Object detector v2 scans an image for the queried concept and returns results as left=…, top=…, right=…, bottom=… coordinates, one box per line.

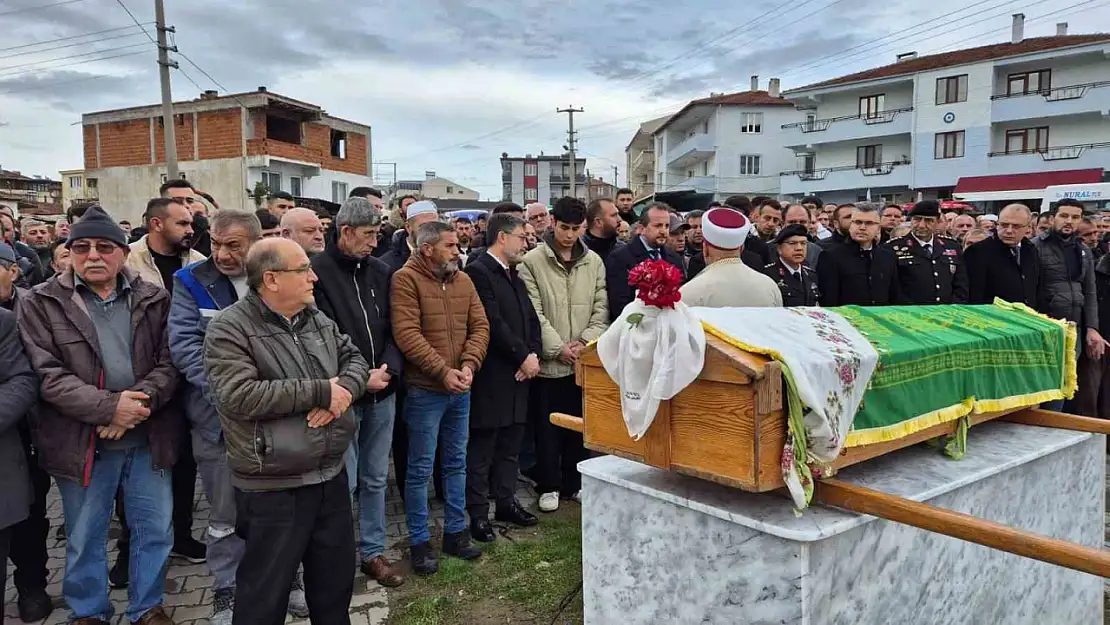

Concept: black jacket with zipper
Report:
left=312, top=241, right=403, bottom=403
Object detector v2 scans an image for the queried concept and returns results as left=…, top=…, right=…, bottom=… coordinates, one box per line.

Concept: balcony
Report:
left=666, top=133, right=715, bottom=168
left=780, top=160, right=912, bottom=195
left=630, top=149, right=654, bottom=174
left=984, top=141, right=1110, bottom=175
left=549, top=173, right=586, bottom=183
left=781, top=107, right=913, bottom=148
left=991, top=81, right=1110, bottom=123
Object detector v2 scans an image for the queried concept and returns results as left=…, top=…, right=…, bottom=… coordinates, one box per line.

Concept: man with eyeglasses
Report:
left=884, top=200, right=967, bottom=305
left=964, top=203, right=1039, bottom=308
left=18, top=206, right=182, bottom=625
left=168, top=211, right=309, bottom=623
left=204, top=237, right=369, bottom=625
left=817, top=203, right=899, bottom=307
left=280, top=207, right=326, bottom=256
left=310, top=197, right=406, bottom=589
left=525, top=202, right=552, bottom=236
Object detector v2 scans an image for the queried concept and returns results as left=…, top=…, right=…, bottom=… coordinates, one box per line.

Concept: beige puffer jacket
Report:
left=518, top=233, right=609, bottom=379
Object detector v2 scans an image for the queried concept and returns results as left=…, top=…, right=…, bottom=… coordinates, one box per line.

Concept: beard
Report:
left=172, top=235, right=195, bottom=253
left=434, top=259, right=459, bottom=280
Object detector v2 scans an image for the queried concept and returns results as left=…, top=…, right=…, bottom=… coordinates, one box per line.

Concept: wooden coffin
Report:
left=572, top=334, right=1027, bottom=493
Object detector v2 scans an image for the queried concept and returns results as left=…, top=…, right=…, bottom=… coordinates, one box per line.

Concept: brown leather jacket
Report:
left=390, top=255, right=489, bottom=393
left=17, top=269, right=181, bottom=484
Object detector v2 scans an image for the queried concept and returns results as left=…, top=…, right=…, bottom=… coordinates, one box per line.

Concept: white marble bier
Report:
left=579, top=422, right=1104, bottom=625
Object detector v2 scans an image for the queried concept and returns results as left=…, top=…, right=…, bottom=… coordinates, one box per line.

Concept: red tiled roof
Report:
left=656, top=90, right=794, bottom=133
left=953, top=168, right=1103, bottom=193
left=790, top=34, right=1110, bottom=92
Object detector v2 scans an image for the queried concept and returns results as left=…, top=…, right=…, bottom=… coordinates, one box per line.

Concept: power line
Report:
left=0, top=42, right=150, bottom=74
left=175, top=65, right=205, bottom=93
left=0, top=23, right=152, bottom=54
left=0, top=0, right=89, bottom=18
left=173, top=50, right=252, bottom=109
left=113, top=0, right=156, bottom=44
left=0, top=49, right=149, bottom=80
left=0, top=30, right=149, bottom=60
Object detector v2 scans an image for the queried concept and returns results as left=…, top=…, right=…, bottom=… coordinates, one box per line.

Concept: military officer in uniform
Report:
left=885, top=200, right=968, bottom=305
left=764, top=224, right=820, bottom=306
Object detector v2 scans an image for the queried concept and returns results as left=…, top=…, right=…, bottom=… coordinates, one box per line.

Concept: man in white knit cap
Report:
left=680, top=207, right=782, bottom=308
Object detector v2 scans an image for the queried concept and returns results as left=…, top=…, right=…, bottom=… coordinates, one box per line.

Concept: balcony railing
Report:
left=990, top=80, right=1110, bottom=102
left=549, top=173, right=586, bottom=183
left=781, top=107, right=914, bottom=131
left=781, top=160, right=911, bottom=179
left=987, top=141, right=1110, bottom=161
left=630, top=149, right=654, bottom=172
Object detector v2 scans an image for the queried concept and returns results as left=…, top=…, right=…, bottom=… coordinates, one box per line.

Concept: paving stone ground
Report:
left=4, top=473, right=538, bottom=625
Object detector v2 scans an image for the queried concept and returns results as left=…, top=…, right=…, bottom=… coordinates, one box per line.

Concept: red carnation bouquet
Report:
left=628, top=258, right=683, bottom=310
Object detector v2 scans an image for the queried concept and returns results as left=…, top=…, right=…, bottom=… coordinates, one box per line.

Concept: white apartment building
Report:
left=625, top=115, right=671, bottom=199
left=500, top=152, right=586, bottom=206
left=779, top=15, right=1110, bottom=208
left=652, top=77, right=802, bottom=200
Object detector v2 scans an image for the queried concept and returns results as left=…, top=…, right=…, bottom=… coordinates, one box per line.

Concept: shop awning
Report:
left=953, top=169, right=1103, bottom=202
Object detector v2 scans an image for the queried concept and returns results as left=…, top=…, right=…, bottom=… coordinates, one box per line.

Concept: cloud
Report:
left=0, top=0, right=1107, bottom=198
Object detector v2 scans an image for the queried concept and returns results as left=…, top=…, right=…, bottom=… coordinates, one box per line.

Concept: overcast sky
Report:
left=1, top=0, right=1107, bottom=199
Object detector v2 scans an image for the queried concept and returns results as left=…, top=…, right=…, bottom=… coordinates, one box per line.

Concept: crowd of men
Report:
left=0, top=178, right=1106, bottom=625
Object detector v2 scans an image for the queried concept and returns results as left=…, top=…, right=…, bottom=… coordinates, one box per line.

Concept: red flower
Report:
left=838, top=363, right=855, bottom=384
left=628, top=259, right=683, bottom=309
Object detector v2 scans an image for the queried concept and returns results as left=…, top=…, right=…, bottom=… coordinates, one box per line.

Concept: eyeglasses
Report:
left=70, top=241, right=120, bottom=256
left=268, top=263, right=314, bottom=275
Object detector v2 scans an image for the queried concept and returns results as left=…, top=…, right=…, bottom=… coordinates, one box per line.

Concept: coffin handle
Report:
left=550, top=412, right=584, bottom=433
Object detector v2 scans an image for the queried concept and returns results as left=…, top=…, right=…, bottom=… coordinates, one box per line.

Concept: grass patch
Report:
left=388, top=505, right=583, bottom=625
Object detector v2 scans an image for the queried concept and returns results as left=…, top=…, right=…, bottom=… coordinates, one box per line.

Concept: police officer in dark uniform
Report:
left=764, top=224, right=820, bottom=306
left=885, top=200, right=968, bottom=305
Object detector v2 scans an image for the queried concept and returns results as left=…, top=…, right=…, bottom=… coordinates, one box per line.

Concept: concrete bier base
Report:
left=579, top=422, right=1105, bottom=625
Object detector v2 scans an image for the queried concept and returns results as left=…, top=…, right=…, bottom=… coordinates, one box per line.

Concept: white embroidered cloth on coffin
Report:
left=693, top=307, right=879, bottom=508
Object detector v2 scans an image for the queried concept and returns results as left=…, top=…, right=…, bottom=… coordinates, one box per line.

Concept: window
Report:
left=524, top=163, right=537, bottom=176
left=700, top=161, right=709, bottom=176
left=739, top=154, right=762, bottom=175
left=159, top=172, right=188, bottom=183
left=856, top=145, right=882, bottom=168
left=261, top=171, right=281, bottom=192
left=804, top=112, right=817, bottom=131
left=686, top=169, right=696, bottom=179
left=331, top=181, right=348, bottom=203
left=1005, top=127, right=1050, bottom=154
left=266, top=114, right=302, bottom=144
left=1007, top=69, right=1052, bottom=96
left=741, top=113, right=762, bottom=134
left=329, top=129, right=347, bottom=159
left=502, top=183, right=512, bottom=200
left=69, top=176, right=82, bottom=189
left=524, top=187, right=537, bottom=201
left=803, top=154, right=816, bottom=174
left=934, top=131, right=965, bottom=159
left=87, top=178, right=97, bottom=188
left=289, top=176, right=302, bottom=197
left=702, top=120, right=709, bottom=134
left=859, top=94, right=885, bottom=118
left=935, top=74, right=968, bottom=105
left=446, top=186, right=454, bottom=194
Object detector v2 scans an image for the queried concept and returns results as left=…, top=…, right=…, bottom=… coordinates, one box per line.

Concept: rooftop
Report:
left=82, top=87, right=370, bottom=130
left=655, top=89, right=794, bottom=133
left=788, top=33, right=1110, bottom=93
left=0, top=169, right=59, bottom=183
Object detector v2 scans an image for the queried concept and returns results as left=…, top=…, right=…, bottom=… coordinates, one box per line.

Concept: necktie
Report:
left=923, top=243, right=933, bottom=257
left=647, top=248, right=661, bottom=261
left=1012, top=247, right=1020, bottom=265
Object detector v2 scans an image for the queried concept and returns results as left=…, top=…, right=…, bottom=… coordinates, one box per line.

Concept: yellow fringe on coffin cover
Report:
left=701, top=302, right=1078, bottom=449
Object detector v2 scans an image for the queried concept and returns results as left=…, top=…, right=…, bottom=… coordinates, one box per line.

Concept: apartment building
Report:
left=59, top=169, right=100, bottom=208
left=392, top=172, right=479, bottom=200
left=500, top=152, right=586, bottom=205
left=779, top=15, right=1110, bottom=207
left=625, top=115, right=671, bottom=199
left=652, top=77, right=801, bottom=200
left=82, top=87, right=372, bottom=223
left=0, top=168, right=62, bottom=215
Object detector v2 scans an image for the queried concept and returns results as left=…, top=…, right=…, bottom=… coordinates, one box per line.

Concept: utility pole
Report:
left=557, top=106, right=583, bottom=199
left=155, top=0, right=179, bottom=180
left=612, top=165, right=619, bottom=188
